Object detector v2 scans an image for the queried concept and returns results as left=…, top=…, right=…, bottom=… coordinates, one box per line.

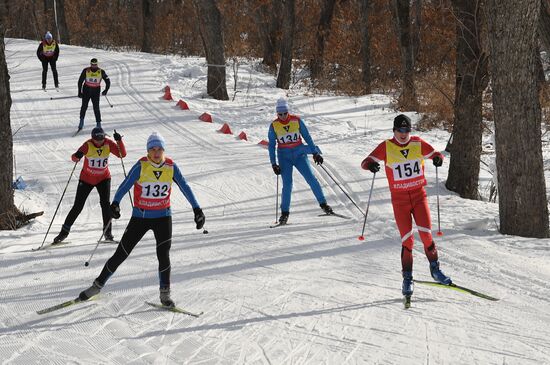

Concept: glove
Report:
left=368, top=161, right=380, bottom=173
left=313, top=154, right=323, bottom=165
left=101, top=90, right=108, bottom=96
left=113, top=129, right=122, bottom=141
left=74, top=150, right=84, bottom=160
left=193, top=207, right=205, bottom=230
left=110, top=202, right=121, bottom=219
left=272, top=164, right=281, bottom=175
left=78, top=92, right=83, bottom=98
left=433, top=155, right=443, bottom=167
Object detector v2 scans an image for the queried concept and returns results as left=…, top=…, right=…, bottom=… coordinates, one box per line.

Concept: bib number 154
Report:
left=392, top=160, right=421, bottom=181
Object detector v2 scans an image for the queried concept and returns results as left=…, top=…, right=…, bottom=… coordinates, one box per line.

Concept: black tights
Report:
left=95, top=216, right=173, bottom=288
left=62, top=179, right=111, bottom=235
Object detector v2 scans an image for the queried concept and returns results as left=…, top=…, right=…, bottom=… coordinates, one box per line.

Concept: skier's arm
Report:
left=268, top=124, right=277, bottom=165
left=419, top=138, right=443, bottom=161
left=107, top=139, right=127, bottom=158
left=299, top=119, right=320, bottom=154
left=77, top=69, right=86, bottom=93
left=54, top=43, right=59, bottom=61
left=71, top=142, right=88, bottom=162
left=112, top=162, right=141, bottom=203
left=361, top=141, right=386, bottom=170
left=102, top=70, right=111, bottom=93
left=36, top=44, right=44, bottom=61
left=173, top=163, right=200, bottom=209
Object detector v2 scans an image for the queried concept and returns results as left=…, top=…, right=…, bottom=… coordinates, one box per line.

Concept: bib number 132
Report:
left=392, top=160, right=421, bottom=181
left=143, top=183, right=169, bottom=198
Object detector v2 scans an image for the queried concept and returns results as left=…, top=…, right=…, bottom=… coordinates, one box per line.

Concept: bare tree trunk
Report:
left=412, top=0, right=422, bottom=61
left=539, top=0, right=550, bottom=51
left=55, top=0, right=70, bottom=43
left=0, top=24, right=16, bottom=229
left=309, top=0, right=336, bottom=81
left=193, top=0, right=229, bottom=100
left=487, top=0, right=549, bottom=238
left=359, top=0, right=371, bottom=94
left=254, top=0, right=281, bottom=71
left=392, top=0, right=418, bottom=109
left=276, top=0, right=295, bottom=89
left=446, top=0, right=488, bottom=200
left=141, top=0, right=154, bottom=53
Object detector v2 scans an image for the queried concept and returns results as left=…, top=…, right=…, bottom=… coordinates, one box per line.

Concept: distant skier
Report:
left=78, top=132, right=206, bottom=308
left=361, top=114, right=451, bottom=299
left=268, top=98, right=334, bottom=225
left=53, top=127, right=126, bottom=244
left=36, top=31, right=59, bottom=90
left=77, top=58, right=110, bottom=131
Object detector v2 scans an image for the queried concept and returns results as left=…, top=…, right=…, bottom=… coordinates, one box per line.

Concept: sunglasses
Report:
left=277, top=112, right=288, bottom=117
left=396, top=127, right=411, bottom=133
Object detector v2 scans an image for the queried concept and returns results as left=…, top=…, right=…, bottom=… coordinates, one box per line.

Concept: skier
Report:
left=36, top=31, right=59, bottom=90
left=361, top=114, right=451, bottom=299
left=77, top=58, right=110, bottom=130
left=268, top=98, right=334, bottom=225
left=53, top=127, right=126, bottom=244
left=78, top=132, right=206, bottom=308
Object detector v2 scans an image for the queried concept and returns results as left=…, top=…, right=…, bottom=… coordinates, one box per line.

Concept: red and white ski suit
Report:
left=362, top=136, right=443, bottom=271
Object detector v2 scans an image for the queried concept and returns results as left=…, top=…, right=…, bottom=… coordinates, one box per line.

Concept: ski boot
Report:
left=402, top=271, right=413, bottom=308
left=53, top=228, right=69, bottom=244
left=160, top=287, right=175, bottom=308
left=79, top=280, right=103, bottom=301
left=42, top=84, right=46, bottom=90
left=429, top=260, right=452, bottom=285
left=320, top=203, right=334, bottom=215
left=279, top=212, right=289, bottom=225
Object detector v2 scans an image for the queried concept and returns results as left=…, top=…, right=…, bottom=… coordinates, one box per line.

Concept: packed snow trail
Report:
left=1, top=39, right=550, bottom=364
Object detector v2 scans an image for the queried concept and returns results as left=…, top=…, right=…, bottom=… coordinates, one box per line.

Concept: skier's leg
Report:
left=62, top=180, right=94, bottom=232
left=95, top=217, right=149, bottom=286
left=411, top=188, right=438, bottom=262
left=391, top=191, right=414, bottom=272
left=279, top=153, right=294, bottom=213
left=95, top=178, right=112, bottom=237
left=92, top=92, right=101, bottom=126
left=80, top=91, right=91, bottom=121
left=152, top=216, right=173, bottom=289
left=294, top=152, right=327, bottom=205
left=41, top=61, right=48, bottom=87
left=50, top=60, right=59, bottom=87
left=411, top=188, right=451, bottom=284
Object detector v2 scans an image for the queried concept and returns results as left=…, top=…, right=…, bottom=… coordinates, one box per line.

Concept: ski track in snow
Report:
left=1, top=39, right=550, bottom=364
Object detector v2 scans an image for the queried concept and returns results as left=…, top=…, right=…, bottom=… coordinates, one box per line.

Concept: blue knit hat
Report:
left=276, top=98, right=289, bottom=113
left=147, top=132, right=166, bottom=150
left=45, top=31, right=53, bottom=41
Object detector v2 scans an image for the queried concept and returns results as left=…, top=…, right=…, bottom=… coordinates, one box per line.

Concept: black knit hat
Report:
left=393, top=114, right=412, bottom=131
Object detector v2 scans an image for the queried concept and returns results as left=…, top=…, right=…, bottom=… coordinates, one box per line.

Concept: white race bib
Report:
left=391, top=160, right=422, bottom=181
left=140, top=182, right=170, bottom=198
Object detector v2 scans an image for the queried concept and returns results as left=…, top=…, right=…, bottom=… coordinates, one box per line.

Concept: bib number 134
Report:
left=392, top=160, right=421, bottom=181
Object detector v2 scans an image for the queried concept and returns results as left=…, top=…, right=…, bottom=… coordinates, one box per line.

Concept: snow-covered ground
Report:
left=1, top=39, right=550, bottom=364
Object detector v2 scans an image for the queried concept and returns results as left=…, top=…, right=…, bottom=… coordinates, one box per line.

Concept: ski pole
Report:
left=436, top=166, right=443, bottom=236
left=35, top=161, right=79, bottom=251
left=49, top=95, right=78, bottom=100
left=105, top=95, right=114, bottom=108
left=275, top=175, right=280, bottom=223
left=116, top=131, right=134, bottom=208
left=84, top=219, right=113, bottom=267
left=318, top=164, right=365, bottom=216
left=358, top=172, right=376, bottom=241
